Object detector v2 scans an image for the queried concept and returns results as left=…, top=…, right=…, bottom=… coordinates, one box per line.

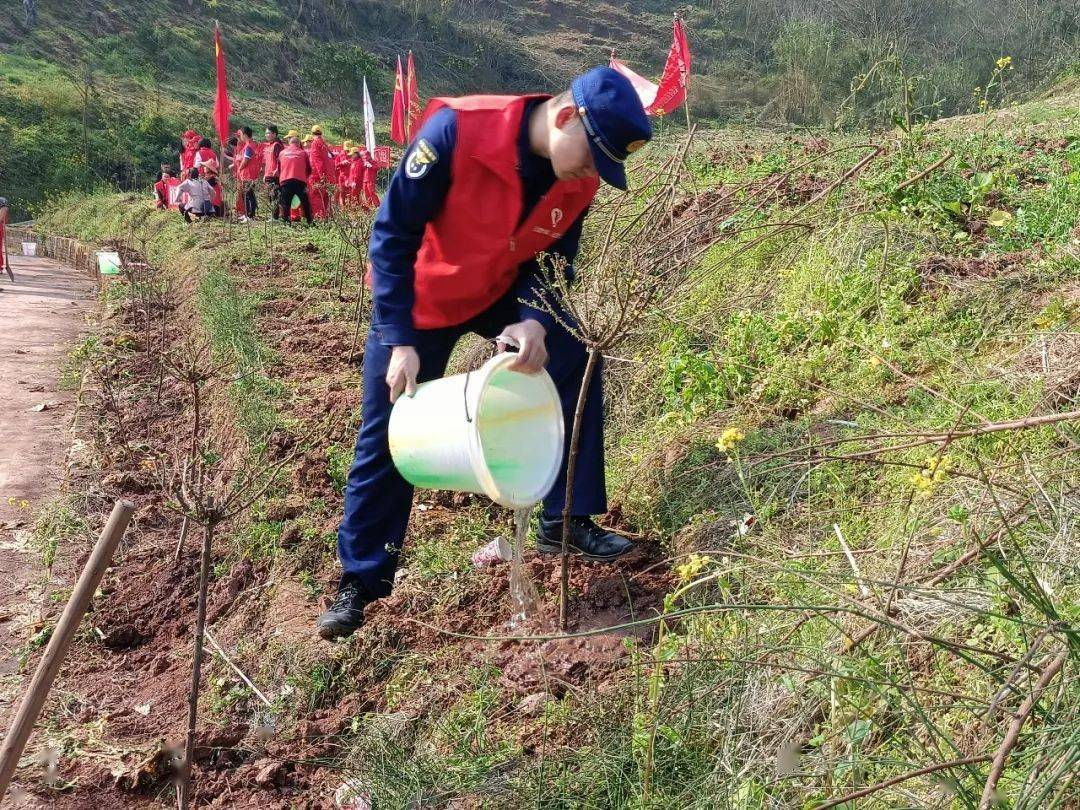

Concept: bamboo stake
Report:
left=0, top=500, right=135, bottom=800
left=173, top=515, right=190, bottom=562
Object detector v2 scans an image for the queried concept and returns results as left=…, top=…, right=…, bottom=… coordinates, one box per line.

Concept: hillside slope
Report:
left=12, top=80, right=1079, bottom=807
left=2, top=0, right=1077, bottom=217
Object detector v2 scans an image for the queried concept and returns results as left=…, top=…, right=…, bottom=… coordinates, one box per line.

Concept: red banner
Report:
left=390, top=55, right=407, bottom=145
left=373, top=146, right=391, bottom=169
left=649, top=18, right=690, bottom=116
left=212, top=26, right=232, bottom=146
left=406, top=51, right=421, bottom=141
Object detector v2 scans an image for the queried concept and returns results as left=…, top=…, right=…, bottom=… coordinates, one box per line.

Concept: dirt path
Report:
left=0, top=252, right=94, bottom=726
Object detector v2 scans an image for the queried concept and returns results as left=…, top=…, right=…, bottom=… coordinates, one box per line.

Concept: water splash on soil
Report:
left=508, top=507, right=540, bottom=625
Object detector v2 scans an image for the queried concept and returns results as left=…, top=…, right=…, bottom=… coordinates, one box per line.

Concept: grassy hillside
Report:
left=20, top=79, right=1080, bottom=807
left=2, top=0, right=1077, bottom=217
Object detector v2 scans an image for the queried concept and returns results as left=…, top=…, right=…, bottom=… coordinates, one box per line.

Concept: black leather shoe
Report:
left=536, top=515, right=634, bottom=560
left=316, top=577, right=369, bottom=640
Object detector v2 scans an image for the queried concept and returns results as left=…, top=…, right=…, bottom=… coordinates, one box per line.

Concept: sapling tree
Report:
left=530, top=131, right=872, bottom=629
left=155, top=339, right=306, bottom=810
left=530, top=133, right=720, bottom=629
left=327, top=196, right=375, bottom=360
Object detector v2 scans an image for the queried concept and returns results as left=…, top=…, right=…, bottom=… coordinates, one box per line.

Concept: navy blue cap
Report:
left=571, top=66, right=652, bottom=190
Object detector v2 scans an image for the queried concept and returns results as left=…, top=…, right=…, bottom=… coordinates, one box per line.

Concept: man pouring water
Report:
left=318, top=67, right=652, bottom=639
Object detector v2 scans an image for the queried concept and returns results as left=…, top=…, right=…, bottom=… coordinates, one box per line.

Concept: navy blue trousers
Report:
left=337, top=296, right=607, bottom=598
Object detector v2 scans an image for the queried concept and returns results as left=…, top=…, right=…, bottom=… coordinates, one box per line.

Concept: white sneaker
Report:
left=237, top=215, right=249, bottom=223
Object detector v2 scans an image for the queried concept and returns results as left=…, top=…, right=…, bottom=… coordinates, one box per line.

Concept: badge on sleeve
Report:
left=405, top=139, right=439, bottom=179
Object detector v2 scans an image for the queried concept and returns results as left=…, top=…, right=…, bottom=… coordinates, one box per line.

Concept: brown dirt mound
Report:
left=919, top=249, right=1035, bottom=280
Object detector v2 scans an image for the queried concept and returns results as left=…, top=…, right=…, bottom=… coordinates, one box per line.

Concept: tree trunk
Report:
left=559, top=346, right=600, bottom=631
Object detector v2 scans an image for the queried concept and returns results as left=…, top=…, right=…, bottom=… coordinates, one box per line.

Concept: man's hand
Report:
left=386, top=345, right=420, bottom=403
left=497, top=319, right=548, bottom=374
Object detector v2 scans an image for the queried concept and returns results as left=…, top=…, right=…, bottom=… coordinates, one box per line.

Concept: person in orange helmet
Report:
left=307, top=125, right=335, bottom=219
left=335, top=141, right=355, bottom=207
left=356, top=145, right=381, bottom=210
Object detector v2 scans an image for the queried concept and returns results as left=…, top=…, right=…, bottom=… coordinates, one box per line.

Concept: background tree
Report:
left=299, top=44, right=382, bottom=136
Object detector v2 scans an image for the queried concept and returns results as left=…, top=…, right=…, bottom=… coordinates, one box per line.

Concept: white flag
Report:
left=609, top=57, right=659, bottom=110
left=362, top=76, right=376, bottom=153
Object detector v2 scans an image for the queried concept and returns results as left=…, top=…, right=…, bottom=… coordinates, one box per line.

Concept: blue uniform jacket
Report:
left=368, top=100, right=587, bottom=347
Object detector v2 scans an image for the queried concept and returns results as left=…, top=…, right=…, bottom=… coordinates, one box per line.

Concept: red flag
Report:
left=212, top=25, right=232, bottom=146
left=405, top=51, right=422, bottom=141
left=649, top=17, right=691, bottom=116
left=390, top=55, right=407, bottom=145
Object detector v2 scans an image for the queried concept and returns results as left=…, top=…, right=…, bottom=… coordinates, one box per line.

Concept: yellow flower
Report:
left=910, top=455, right=953, bottom=498
left=19, top=500, right=29, bottom=510
left=675, top=553, right=711, bottom=583
left=716, top=427, right=746, bottom=454
left=995, top=56, right=1012, bottom=70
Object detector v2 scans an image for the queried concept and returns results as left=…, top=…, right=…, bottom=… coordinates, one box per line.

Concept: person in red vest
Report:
left=346, top=145, right=364, bottom=205
left=179, top=130, right=200, bottom=172
left=233, top=126, right=261, bottom=221
left=307, top=125, right=335, bottom=220
left=277, top=136, right=313, bottom=225
left=193, top=138, right=217, bottom=176
left=334, top=142, right=354, bottom=207
left=153, top=166, right=174, bottom=209
left=262, top=125, right=285, bottom=220
left=356, top=145, right=381, bottom=210
left=317, top=66, right=652, bottom=638
left=192, top=137, right=223, bottom=216
left=0, top=196, right=9, bottom=281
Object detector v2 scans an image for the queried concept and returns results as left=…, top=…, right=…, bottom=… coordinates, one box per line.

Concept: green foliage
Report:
left=196, top=265, right=283, bottom=440
left=299, top=44, right=382, bottom=121
left=33, top=499, right=90, bottom=571
left=326, top=443, right=353, bottom=496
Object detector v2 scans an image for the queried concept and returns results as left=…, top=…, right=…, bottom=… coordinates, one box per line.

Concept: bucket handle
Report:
left=462, top=335, right=521, bottom=424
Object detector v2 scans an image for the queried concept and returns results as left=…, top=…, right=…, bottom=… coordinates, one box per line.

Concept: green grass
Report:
left=196, top=263, right=284, bottom=442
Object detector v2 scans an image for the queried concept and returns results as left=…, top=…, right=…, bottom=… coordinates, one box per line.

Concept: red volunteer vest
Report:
left=195, top=147, right=218, bottom=176
left=278, top=146, right=310, bottom=183
left=410, top=94, right=599, bottom=329
left=263, top=140, right=283, bottom=179
left=309, top=136, right=335, bottom=182
left=237, top=141, right=263, bottom=181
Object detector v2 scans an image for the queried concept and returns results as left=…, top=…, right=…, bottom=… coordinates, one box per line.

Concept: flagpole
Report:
left=678, top=13, right=691, bottom=132
left=215, top=21, right=227, bottom=207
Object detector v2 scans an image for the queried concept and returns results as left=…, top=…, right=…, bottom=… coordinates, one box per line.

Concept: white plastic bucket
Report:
left=389, top=352, right=565, bottom=508
left=21, top=242, right=37, bottom=257
left=96, top=251, right=121, bottom=276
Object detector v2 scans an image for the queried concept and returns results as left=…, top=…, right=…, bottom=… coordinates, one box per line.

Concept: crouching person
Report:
left=317, top=67, right=652, bottom=639
left=176, top=169, right=215, bottom=223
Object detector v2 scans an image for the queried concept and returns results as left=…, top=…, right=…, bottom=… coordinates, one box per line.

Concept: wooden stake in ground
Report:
left=0, top=500, right=135, bottom=801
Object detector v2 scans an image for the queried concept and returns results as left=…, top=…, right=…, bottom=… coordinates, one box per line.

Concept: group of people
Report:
left=154, top=125, right=382, bottom=225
